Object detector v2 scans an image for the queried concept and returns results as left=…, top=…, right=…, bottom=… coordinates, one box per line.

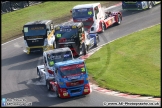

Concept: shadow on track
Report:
left=2, top=78, right=91, bottom=106
left=2, top=52, right=42, bottom=66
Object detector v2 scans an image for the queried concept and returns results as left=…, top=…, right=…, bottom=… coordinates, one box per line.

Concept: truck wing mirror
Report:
left=87, top=34, right=90, bottom=39
left=55, top=69, right=58, bottom=74
left=47, top=31, right=51, bottom=35
left=48, top=76, right=55, bottom=81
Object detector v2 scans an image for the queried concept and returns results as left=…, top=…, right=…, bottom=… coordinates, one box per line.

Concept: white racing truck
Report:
left=70, top=2, right=122, bottom=33
left=36, top=47, right=74, bottom=83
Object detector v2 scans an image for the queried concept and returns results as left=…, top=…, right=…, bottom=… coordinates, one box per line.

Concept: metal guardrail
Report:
left=1, top=1, right=44, bottom=14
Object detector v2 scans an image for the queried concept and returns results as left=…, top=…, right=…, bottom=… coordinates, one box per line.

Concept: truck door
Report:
left=54, top=68, right=59, bottom=82
left=94, top=6, right=99, bottom=21
left=43, top=55, right=48, bottom=72
left=46, top=23, right=55, bottom=48
left=94, top=6, right=100, bottom=30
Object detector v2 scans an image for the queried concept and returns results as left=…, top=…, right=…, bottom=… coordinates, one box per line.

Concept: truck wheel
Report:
left=148, top=1, right=153, bottom=9
left=101, top=22, right=105, bottom=32
left=152, top=1, right=155, bottom=6
left=116, top=14, right=121, bottom=25
left=37, top=68, right=41, bottom=78
left=94, top=35, right=99, bottom=47
left=82, top=43, right=87, bottom=55
left=86, top=45, right=89, bottom=52
left=56, top=87, right=60, bottom=98
left=46, top=80, right=51, bottom=91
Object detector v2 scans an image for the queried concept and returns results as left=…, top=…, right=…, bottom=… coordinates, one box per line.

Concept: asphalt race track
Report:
left=1, top=4, right=161, bottom=107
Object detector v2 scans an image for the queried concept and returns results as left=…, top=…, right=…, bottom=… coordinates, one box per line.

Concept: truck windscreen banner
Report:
left=23, top=25, right=46, bottom=36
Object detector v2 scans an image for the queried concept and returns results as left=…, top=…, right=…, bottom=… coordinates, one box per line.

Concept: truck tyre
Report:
left=56, top=87, right=60, bottom=98
left=94, top=35, right=99, bottom=47
left=101, top=22, right=105, bottom=32
left=46, top=80, right=51, bottom=91
left=86, top=45, right=89, bottom=52
left=82, top=43, right=87, bottom=55
left=37, top=68, right=41, bottom=78
left=152, top=1, right=155, bottom=6
left=116, top=14, right=121, bottom=25
left=148, top=1, right=153, bottom=9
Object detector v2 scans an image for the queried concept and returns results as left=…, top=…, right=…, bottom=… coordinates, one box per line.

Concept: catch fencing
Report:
left=1, top=1, right=44, bottom=14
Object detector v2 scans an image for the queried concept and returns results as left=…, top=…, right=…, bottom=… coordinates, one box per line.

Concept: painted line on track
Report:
left=2, top=36, right=23, bottom=46
left=88, top=23, right=161, bottom=54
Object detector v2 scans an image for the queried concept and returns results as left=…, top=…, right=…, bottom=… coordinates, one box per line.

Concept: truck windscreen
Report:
left=23, top=25, right=46, bottom=36
left=72, top=8, right=93, bottom=18
left=47, top=51, right=73, bottom=67
left=55, top=27, right=78, bottom=39
left=60, top=63, right=86, bottom=77
left=82, top=21, right=94, bottom=26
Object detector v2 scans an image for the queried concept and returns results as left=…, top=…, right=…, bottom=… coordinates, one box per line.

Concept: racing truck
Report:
left=54, top=21, right=99, bottom=57
left=37, top=47, right=73, bottom=79
left=122, top=1, right=161, bottom=10
left=45, top=59, right=91, bottom=98
left=70, top=2, right=122, bottom=33
left=22, top=20, right=56, bottom=54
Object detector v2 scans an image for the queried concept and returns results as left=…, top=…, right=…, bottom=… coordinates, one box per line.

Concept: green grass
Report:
left=1, top=1, right=119, bottom=44
left=85, top=24, right=161, bottom=97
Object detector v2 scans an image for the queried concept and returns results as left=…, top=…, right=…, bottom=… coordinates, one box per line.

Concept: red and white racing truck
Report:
left=70, top=2, right=122, bottom=33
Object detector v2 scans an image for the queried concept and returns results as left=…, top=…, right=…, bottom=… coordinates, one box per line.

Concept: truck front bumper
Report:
left=25, top=45, right=54, bottom=54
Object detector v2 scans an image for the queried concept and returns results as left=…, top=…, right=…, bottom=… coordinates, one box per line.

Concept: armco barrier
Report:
left=1, top=1, right=44, bottom=14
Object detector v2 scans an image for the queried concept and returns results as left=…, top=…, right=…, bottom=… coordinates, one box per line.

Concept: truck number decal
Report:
left=81, top=67, right=85, bottom=72
left=49, top=61, right=54, bottom=66
left=72, top=26, right=76, bottom=28
left=88, top=11, right=92, bottom=15
left=56, top=34, right=62, bottom=38
left=24, top=27, right=28, bottom=32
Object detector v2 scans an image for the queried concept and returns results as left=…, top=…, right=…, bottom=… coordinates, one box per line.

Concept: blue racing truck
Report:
left=122, top=1, right=161, bottom=10
left=45, top=59, right=91, bottom=98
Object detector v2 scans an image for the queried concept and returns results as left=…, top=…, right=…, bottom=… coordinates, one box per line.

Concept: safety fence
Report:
left=1, top=1, right=44, bottom=14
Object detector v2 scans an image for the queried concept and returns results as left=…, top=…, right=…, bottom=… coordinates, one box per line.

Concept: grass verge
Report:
left=1, top=1, right=119, bottom=44
left=85, top=24, right=161, bottom=97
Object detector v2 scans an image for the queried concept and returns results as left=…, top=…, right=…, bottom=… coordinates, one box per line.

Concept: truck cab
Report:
left=22, top=20, right=56, bottom=54
left=37, top=47, right=74, bottom=79
left=54, top=21, right=99, bottom=57
left=46, top=59, right=91, bottom=98
left=71, top=3, right=105, bottom=33
left=71, top=3, right=122, bottom=33
left=122, top=1, right=161, bottom=10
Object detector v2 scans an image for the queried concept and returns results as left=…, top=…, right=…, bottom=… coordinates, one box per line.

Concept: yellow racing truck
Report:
left=22, top=20, right=56, bottom=54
